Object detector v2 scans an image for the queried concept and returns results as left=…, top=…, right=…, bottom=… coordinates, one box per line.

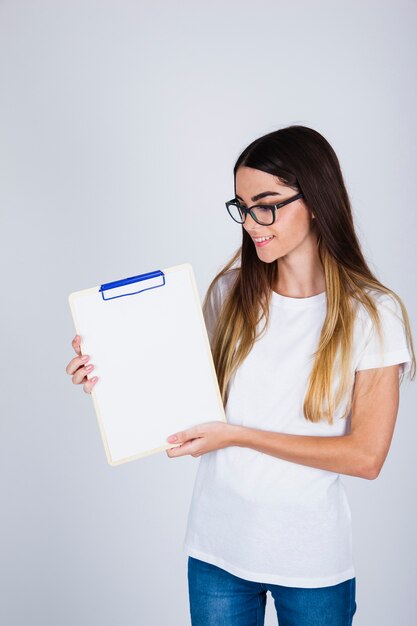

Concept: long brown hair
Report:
left=204, top=125, right=416, bottom=424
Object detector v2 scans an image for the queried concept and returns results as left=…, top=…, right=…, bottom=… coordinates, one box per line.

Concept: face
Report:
left=235, top=166, right=316, bottom=262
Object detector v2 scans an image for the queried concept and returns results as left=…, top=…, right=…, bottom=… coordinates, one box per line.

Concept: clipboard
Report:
left=68, top=262, right=226, bottom=466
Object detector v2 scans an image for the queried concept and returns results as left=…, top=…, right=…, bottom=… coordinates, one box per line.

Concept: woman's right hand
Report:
left=66, top=335, right=98, bottom=394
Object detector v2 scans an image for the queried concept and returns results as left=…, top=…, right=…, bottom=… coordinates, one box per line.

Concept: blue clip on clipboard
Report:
left=99, top=269, right=166, bottom=301
left=68, top=263, right=226, bottom=466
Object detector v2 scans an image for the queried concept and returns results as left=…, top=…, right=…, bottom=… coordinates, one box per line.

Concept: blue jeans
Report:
left=188, top=556, right=357, bottom=626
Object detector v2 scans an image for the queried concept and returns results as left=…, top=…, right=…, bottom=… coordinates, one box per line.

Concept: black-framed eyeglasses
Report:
left=225, top=192, right=304, bottom=226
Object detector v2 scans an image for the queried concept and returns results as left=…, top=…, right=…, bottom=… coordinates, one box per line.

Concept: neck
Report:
left=274, top=234, right=325, bottom=298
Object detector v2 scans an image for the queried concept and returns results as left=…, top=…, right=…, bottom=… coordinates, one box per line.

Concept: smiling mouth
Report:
left=253, top=235, right=275, bottom=247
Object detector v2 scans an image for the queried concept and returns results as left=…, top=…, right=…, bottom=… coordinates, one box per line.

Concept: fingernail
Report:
left=167, top=434, right=177, bottom=442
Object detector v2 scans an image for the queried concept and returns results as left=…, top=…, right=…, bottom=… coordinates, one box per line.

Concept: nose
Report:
left=243, top=211, right=260, bottom=230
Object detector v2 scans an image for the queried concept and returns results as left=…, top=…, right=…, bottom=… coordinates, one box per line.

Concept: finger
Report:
left=72, top=334, right=82, bottom=356
left=166, top=442, right=183, bottom=454
left=83, top=376, right=98, bottom=394
left=66, top=353, right=90, bottom=376
left=166, top=441, right=196, bottom=457
left=167, top=427, right=199, bottom=445
left=71, top=363, right=94, bottom=385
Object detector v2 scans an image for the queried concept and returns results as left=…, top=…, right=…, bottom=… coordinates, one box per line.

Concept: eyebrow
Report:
left=235, top=190, right=282, bottom=203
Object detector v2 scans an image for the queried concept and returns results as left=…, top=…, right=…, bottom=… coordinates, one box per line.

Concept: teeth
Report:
left=254, top=236, right=273, bottom=242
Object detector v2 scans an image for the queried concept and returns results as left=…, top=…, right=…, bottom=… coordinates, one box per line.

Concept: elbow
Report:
left=361, top=455, right=381, bottom=481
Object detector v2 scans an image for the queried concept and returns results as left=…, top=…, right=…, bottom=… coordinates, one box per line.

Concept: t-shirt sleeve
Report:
left=355, top=293, right=412, bottom=375
left=202, top=281, right=222, bottom=346
left=202, top=269, right=238, bottom=348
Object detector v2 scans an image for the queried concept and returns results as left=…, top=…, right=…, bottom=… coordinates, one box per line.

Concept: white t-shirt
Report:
left=183, top=269, right=412, bottom=588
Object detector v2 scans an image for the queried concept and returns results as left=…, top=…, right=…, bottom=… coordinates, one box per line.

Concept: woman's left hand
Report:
left=165, top=421, right=238, bottom=458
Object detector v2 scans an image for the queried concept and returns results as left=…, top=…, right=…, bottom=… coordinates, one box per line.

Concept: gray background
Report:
left=0, top=0, right=416, bottom=624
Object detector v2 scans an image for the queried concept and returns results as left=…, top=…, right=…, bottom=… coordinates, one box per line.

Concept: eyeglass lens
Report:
left=228, top=204, right=274, bottom=225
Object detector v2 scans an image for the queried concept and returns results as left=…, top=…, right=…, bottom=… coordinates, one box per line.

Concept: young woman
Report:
left=67, top=125, right=415, bottom=626
left=164, top=125, right=415, bottom=625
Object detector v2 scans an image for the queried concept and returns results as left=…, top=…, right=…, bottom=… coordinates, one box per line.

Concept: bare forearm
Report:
left=229, top=425, right=374, bottom=479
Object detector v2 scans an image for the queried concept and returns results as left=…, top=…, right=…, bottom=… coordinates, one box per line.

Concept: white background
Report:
left=0, top=0, right=416, bottom=624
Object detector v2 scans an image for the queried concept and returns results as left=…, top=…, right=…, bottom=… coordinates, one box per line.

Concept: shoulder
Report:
left=208, top=267, right=239, bottom=306
left=353, top=288, right=404, bottom=327
left=351, top=288, right=407, bottom=352
left=353, top=287, right=412, bottom=375
left=202, top=268, right=239, bottom=341
left=218, top=267, right=240, bottom=294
